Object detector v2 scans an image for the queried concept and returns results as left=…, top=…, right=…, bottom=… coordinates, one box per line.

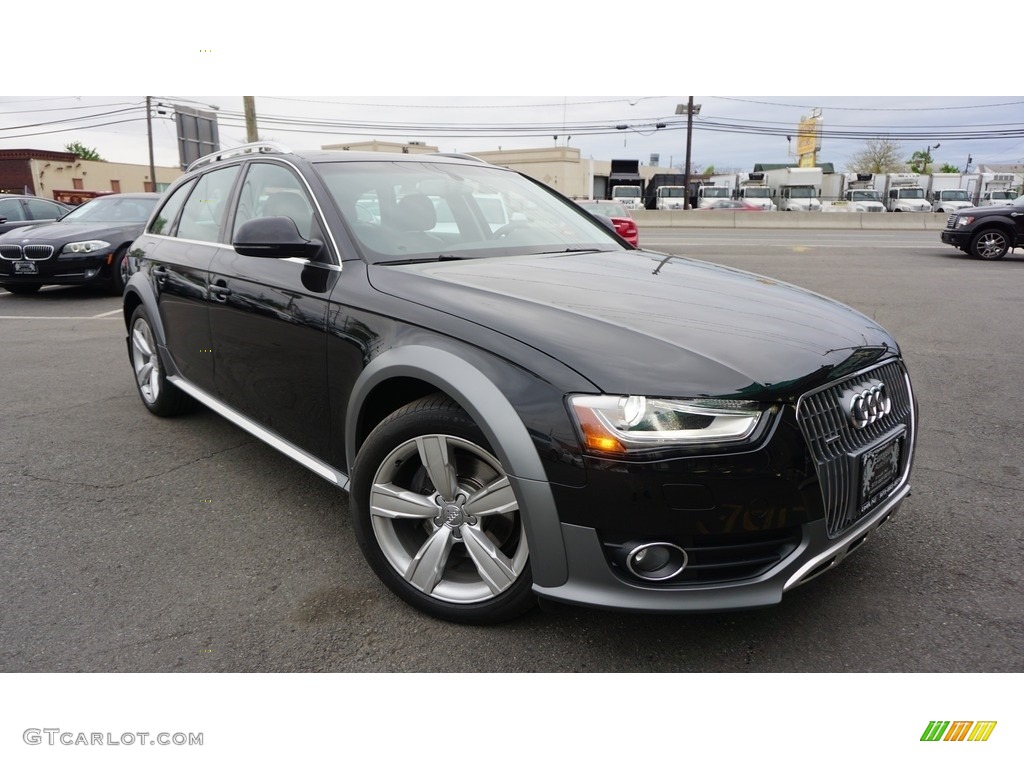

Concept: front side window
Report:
left=24, top=199, right=65, bottom=219
left=233, top=162, right=316, bottom=240
left=176, top=166, right=240, bottom=242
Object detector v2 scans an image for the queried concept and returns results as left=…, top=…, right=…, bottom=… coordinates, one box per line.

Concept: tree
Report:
left=939, top=163, right=960, bottom=174
left=703, top=164, right=716, bottom=175
left=907, top=148, right=940, bottom=174
left=64, top=141, right=104, bottom=161
left=848, top=138, right=905, bottom=174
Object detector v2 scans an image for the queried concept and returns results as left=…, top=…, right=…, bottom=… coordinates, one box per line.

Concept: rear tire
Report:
left=128, top=305, right=190, bottom=416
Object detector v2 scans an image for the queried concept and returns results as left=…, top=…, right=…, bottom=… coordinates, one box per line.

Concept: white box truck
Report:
left=765, top=167, right=823, bottom=212
left=877, top=173, right=931, bottom=212
left=927, top=173, right=973, bottom=213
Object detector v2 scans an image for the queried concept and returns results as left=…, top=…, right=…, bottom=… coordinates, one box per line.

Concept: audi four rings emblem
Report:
left=841, top=379, right=891, bottom=429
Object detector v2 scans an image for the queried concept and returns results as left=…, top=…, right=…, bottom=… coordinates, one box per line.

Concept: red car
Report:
left=574, top=199, right=639, bottom=247
left=705, top=199, right=764, bottom=211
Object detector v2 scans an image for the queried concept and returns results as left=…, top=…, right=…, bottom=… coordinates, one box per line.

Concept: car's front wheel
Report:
left=970, top=228, right=1010, bottom=260
left=350, top=394, right=535, bottom=624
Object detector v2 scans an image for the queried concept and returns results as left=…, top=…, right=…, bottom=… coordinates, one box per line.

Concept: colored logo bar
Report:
left=921, top=721, right=997, bottom=742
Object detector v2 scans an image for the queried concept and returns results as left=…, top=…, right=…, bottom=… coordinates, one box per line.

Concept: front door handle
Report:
left=209, top=281, right=232, bottom=303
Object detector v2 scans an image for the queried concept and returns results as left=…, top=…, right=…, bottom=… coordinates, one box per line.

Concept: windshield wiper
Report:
left=377, top=254, right=468, bottom=265
left=531, top=248, right=603, bottom=255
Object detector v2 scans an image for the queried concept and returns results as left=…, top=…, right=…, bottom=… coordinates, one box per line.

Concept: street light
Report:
left=923, top=143, right=940, bottom=174
left=676, top=98, right=702, bottom=209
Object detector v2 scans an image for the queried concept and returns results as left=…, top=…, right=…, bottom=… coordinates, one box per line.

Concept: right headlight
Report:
left=568, top=394, right=771, bottom=457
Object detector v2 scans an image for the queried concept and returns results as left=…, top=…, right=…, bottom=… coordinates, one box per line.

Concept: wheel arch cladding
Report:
left=346, top=344, right=568, bottom=587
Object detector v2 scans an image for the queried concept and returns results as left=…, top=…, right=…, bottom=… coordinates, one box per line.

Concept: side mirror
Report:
left=233, top=216, right=322, bottom=259
left=0, top=217, right=6, bottom=224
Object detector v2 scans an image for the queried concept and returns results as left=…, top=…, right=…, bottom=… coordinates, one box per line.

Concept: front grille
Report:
left=24, top=245, right=54, bottom=260
left=796, top=361, right=914, bottom=537
left=601, top=527, right=803, bottom=586
left=0, top=244, right=54, bottom=261
left=946, top=213, right=958, bottom=229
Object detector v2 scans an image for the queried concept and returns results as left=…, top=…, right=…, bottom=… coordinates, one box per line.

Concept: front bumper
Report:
left=535, top=484, right=908, bottom=612
left=941, top=230, right=970, bottom=248
left=0, top=248, right=116, bottom=286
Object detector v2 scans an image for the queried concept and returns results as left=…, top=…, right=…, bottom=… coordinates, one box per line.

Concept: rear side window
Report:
left=148, top=181, right=194, bottom=235
left=176, top=166, right=240, bottom=242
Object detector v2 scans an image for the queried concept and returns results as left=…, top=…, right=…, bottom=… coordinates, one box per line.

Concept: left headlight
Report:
left=568, top=394, right=769, bottom=456
left=66, top=240, right=111, bottom=253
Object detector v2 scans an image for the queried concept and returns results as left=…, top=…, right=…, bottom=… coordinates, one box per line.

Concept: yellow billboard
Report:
left=795, top=113, right=821, bottom=167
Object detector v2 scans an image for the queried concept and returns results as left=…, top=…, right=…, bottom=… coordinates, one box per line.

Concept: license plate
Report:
left=14, top=261, right=38, bottom=274
left=859, top=435, right=903, bottom=512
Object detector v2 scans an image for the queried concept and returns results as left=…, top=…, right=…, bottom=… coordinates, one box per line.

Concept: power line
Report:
left=710, top=96, right=1024, bottom=112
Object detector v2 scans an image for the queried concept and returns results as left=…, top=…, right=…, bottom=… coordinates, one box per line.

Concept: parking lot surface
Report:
left=1, top=229, right=1021, bottom=672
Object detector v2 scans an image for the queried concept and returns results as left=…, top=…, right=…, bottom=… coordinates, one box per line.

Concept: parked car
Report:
left=0, top=194, right=75, bottom=235
left=0, top=192, right=159, bottom=295
left=705, top=199, right=764, bottom=211
left=573, top=199, right=639, bottom=246
left=123, top=143, right=918, bottom=624
left=940, top=195, right=1024, bottom=260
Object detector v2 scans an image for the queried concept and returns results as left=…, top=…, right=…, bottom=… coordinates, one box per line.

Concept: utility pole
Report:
left=676, top=98, right=701, bottom=210
left=243, top=96, right=258, bottom=143
left=146, top=96, right=156, bottom=193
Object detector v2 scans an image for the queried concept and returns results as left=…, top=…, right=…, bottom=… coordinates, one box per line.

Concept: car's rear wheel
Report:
left=128, top=305, right=190, bottom=416
left=970, top=228, right=1009, bottom=260
left=351, top=394, right=535, bottom=624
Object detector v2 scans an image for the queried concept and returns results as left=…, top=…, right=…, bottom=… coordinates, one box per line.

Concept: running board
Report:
left=168, top=375, right=350, bottom=491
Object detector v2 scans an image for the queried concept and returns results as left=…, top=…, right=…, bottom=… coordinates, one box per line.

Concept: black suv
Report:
left=123, top=142, right=918, bottom=624
left=940, top=195, right=1024, bottom=259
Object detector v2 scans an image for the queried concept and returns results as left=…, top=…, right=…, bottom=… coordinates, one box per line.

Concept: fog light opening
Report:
left=625, top=542, right=688, bottom=581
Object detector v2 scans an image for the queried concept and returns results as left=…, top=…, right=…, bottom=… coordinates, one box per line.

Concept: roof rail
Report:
left=430, top=152, right=487, bottom=164
left=186, top=141, right=292, bottom=173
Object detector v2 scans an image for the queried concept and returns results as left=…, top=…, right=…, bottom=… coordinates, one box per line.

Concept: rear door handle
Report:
left=152, top=265, right=169, bottom=286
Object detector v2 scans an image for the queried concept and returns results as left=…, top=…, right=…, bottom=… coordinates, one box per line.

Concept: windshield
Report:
left=940, top=190, right=969, bottom=201
left=991, top=191, right=1014, bottom=200
left=61, top=196, right=157, bottom=223
left=315, top=160, right=624, bottom=263
left=851, top=190, right=881, bottom=201
left=897, top=188, right=925, bottom=199
left=659, top=187, right=687, bottom=197
left=743, top=187, right=770, bottom=197
left=702, top=187, right=730, bottom=198
left=611, top=186, right=641, bottom=198
left=786, top=186, right=816, bottom=197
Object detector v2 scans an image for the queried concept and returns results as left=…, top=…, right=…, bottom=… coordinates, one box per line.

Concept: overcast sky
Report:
left=4, top=4, right=1020, bottom=175
left=3, top=94, right=1022, bottom=175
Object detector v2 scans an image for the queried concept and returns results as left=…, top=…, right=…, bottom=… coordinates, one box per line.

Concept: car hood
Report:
left=368, top=250, right=898, bottom=399
left=950, top=203, right=1023, bottom=218
left=0, top=220, right=142, bottom=244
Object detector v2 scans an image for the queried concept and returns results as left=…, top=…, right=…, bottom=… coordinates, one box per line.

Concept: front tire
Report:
left=970, top=228, right=1009, bottom=260
left=128, top=305, right=190, bottom=416
left=350, top=394, right=535, bottom=624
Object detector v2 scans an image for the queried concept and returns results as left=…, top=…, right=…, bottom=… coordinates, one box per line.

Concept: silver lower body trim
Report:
left=167, top=375, right=349, bottom=490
